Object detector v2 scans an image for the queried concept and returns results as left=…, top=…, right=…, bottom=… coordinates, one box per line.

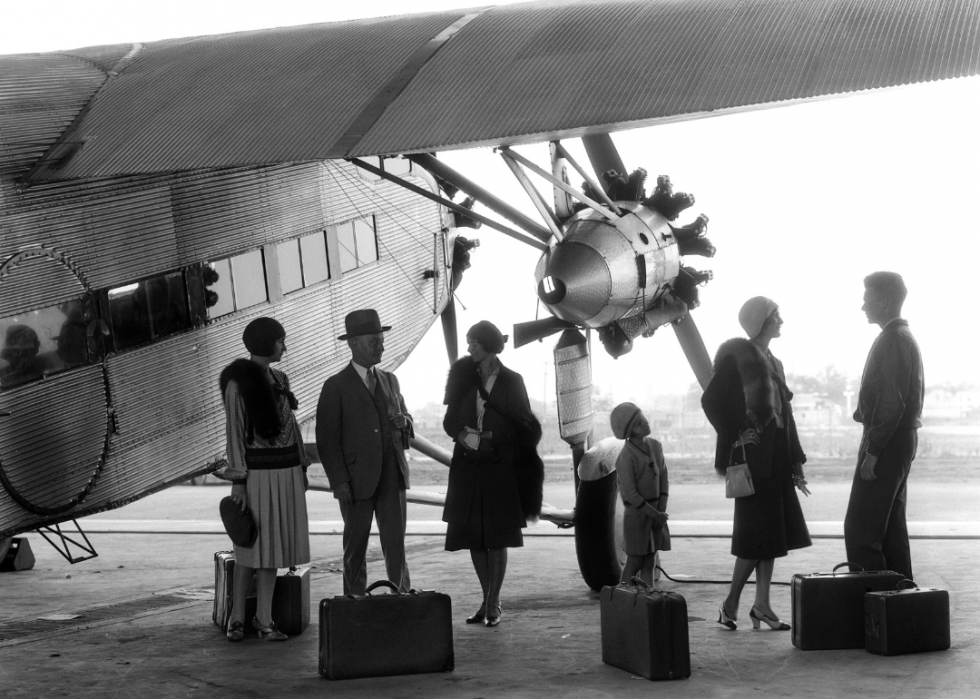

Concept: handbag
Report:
left=219, top=496, right=258, bottom=547
left=725, top=442, right=755, bottom=499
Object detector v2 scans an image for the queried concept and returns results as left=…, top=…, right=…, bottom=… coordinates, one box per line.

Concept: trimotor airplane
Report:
left=2, top=0, right=978, bottom=589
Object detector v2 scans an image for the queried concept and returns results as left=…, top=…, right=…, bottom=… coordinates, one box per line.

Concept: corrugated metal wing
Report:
left=10, top=0, right=980, bottom=182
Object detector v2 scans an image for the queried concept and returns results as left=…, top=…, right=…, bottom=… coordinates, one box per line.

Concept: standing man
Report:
left=316, top=309, right=413, bottom=595
left=844, top=272, right=923, bottom=580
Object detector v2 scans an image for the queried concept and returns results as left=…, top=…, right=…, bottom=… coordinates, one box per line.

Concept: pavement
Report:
left=0, top=484, right=977, bottom=698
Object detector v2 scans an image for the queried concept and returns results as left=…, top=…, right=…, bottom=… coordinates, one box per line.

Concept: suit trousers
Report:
left=338, top=452, right=410, bottom=596
left=843, top=428, right=917, bottom=581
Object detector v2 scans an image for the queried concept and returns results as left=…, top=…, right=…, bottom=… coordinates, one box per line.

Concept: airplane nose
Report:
left=536, top=241, right=611, bottom=323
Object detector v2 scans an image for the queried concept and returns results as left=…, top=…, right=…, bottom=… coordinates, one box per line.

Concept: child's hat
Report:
left=610, top=402, right=642, bottom=439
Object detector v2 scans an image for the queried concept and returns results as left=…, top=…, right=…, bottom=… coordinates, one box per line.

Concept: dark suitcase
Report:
left=865, top=580, right=950, bottom=656
left=0, top=537, right=35, bottom=572
left=791, top=562, right=905, bottom=650
left=600, top=584, right=690, bottom=680
left=213, top=551, right=309, bottom=635
left=319, top=580, right=454, bottom=680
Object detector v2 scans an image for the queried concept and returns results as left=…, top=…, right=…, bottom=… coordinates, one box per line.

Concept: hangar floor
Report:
left=0, top=485, right=975, bottom=698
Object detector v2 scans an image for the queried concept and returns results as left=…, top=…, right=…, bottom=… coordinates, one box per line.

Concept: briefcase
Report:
left=865, top=580, right=950, bottom=656
left=213, top=552, right=309, bottom=635
left=319, top=580, right=454, bottom=680
left=791, top=562, right=904, bottom=650
left=600, top=584, right=690, bottom=680
left=0, top=537, right=35, bottom=572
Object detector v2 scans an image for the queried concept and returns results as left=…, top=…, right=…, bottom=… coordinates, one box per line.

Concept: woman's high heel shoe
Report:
left=466, top=604, right=487, bottom=624
left=749, top=607, right=791, bottom=631
left=485, top=604, right=502, bottom=627
left=252, top=618, right=288, bottom=641
left=717, top=603, right=737, bottom=630
left=226, top=620, right=245, bottom=642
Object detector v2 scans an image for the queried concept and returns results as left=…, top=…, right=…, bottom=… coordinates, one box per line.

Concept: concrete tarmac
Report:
left=1, top=487, right=977, bottom=698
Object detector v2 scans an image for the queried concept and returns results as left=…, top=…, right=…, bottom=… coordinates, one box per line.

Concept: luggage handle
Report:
left=365, top=580, right=401, bottom=596
left=832, top=562, right=864, bottom=575
left=895, top=579, right=918, bottom=590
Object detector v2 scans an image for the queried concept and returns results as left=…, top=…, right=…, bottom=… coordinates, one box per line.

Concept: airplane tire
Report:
left=574, top=470, right=625, bottom=591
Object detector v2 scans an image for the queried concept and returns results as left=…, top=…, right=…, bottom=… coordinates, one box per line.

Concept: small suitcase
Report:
left=600, top=584, right=690, bottom=680
left=319, top=580, right=454, bottom=680
left=791, top=562, right=905, bottom=650
left=0, top=537, right=35, bottom=572
left=213, top=551, right=309, bottom=635
left=865, top=580, right=950, bottom=656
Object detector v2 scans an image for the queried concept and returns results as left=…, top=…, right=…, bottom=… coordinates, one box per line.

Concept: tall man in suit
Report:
left=316, top=309, right=413, bottom=595
left=844, top=272, right=923, bottom=581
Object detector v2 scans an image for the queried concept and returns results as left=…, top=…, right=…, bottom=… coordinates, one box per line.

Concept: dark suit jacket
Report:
left=316, top=362, right=412, bottom=500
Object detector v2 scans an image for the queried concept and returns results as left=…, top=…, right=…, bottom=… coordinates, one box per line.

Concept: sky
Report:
left=5, top=0, right=980, bottom=412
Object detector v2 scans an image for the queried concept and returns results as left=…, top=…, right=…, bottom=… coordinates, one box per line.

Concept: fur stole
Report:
left=444, top=357, right=544, bottom=520
left=713, top=338, right=776, bottom=430
left=219, top=359, right=297, bottom=443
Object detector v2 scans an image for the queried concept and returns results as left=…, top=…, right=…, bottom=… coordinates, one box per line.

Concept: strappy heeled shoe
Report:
left=252, top=618, right=288, bottom=641
left=226, top=620, right=245, bottom=642
left=485, top=604, right=502, bottom=627
left=750, top=606, right=790, bottom=631
left=466, top=603, right=487, bottom=624
left=717, top=602, right=737, bottom=630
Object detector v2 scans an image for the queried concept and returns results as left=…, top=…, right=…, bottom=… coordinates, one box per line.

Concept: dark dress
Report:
left=701, top=339, right=811, bottom=559
left=442, top=359, right=531, bottom=551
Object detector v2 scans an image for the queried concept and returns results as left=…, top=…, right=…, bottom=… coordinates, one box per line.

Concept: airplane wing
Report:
left=11, top=0, right=980, bottom=182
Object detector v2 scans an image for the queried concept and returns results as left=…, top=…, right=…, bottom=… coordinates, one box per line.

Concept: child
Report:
left=611, top=402, right=670, bottom=587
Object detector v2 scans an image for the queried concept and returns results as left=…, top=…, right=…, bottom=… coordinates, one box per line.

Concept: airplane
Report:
left=2, top=0, right=978, bottom=590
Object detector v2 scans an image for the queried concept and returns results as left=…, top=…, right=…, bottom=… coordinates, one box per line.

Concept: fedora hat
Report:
left=337, top=308, right=391, bottom=340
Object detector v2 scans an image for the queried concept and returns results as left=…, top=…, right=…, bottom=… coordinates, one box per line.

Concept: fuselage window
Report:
left=105, top=271, right=193, bottom=352
left=277, top=238, right=304, bottom=294
left=356, top=156, right=382, bottom=183
left=300, top=231, right=330, bottom=286
left=205, top=249, right=268, bottom=320
left=337, top=216, right=379, bottom=274
left=0, top=296, right=94, bottom=389
left=383, top=156, right=412, bottom=177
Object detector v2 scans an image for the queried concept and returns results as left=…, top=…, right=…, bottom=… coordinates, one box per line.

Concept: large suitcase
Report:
left=600, top=584, right=690, bottom=680
left=319, top=580, right=454, bottom=680
left=791, top=562, right=905, bottom=650
left=865, top=580, right=950, bottom=656
left=213, top=551, right=310, bottom=636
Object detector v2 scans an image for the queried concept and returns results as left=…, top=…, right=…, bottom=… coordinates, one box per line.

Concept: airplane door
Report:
left=0, top=249, right=111, bottom=520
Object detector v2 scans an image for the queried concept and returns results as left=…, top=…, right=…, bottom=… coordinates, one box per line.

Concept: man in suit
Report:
left=316, top=309, right=413, bottom=595
left=844, top=272, right=923, bottom=581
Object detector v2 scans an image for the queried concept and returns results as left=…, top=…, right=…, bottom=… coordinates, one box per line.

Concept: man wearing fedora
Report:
left=316, top=309, right=414, bottom=595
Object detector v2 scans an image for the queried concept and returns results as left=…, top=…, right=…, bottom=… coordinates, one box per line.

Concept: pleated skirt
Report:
left=234, top=464, right=310, bottom=569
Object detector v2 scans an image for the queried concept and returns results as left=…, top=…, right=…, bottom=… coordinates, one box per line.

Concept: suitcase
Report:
left=0, top=537, right=35, bottom=572
left=865, top=580, right=950, bottom=656
left=600, top=584, right=690, bottom=680
left=319, top=580, right=454, bottom=680
left=791, top=562, right=905, bottom=650
left=213, top=551, right=309, bottom=635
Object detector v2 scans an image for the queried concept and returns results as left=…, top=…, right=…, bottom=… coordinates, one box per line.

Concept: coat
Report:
left=315, top=363, right=412, bottom=500
left=442, top=358, right=539, bottom=528
left=701, top=338, right=805, bottom=480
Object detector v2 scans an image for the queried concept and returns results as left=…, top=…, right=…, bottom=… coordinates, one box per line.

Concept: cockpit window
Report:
left=0, top=297, right=94, bottom=389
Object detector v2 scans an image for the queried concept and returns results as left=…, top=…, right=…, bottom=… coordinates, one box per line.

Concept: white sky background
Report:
left=5, top=0, right=979, bottom=412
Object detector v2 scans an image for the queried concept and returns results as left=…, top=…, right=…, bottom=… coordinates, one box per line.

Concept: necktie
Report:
left=366, top=368, right=376, bottom=394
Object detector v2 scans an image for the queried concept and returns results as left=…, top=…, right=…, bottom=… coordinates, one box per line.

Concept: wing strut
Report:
left=350, top=157, right=547, bottom=251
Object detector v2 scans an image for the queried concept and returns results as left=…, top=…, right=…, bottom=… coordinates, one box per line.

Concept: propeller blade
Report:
left=582, top=134, right=627, bottom=189
left=440, top=299, right=458, bottom=363
left=672, top=312, right=713, bottom=390
left=513, top=316, right=576, bottom=348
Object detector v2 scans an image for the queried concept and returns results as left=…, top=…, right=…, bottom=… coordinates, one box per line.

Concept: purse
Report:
left=219, top=496, right=258, bottom=547
left=725, top=442, right=755, bottom=499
